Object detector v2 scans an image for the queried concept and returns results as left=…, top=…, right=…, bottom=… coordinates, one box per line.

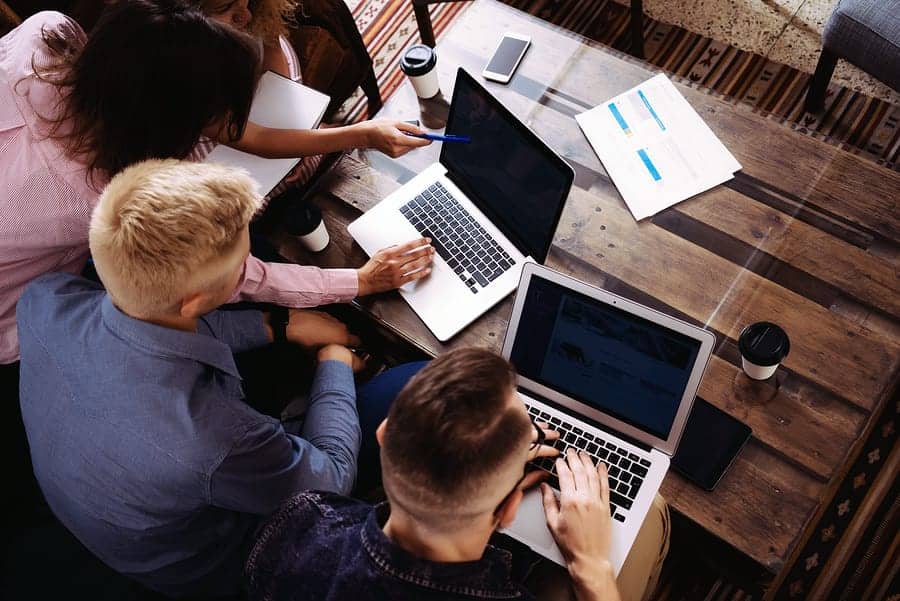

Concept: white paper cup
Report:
left=296, top=220, right=329, bottom=252
left=741, top=357, right=779, bottom=381
left=738, top=322, right=789, bottom=381
left=400, top=44, right=440, bottom=99
left=408, top=70, right=440, bottom=99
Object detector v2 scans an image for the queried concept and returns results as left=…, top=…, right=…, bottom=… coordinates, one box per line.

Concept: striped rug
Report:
left=339, top=0, right=900, bottom=173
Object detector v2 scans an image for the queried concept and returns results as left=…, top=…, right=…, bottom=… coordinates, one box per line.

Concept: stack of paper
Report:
left=575, top=74, right=741, bottom=221
left=205, top=71, right=331, bottom=195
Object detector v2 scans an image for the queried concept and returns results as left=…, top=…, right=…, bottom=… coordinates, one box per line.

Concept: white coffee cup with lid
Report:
left=285, top=201, right=329, bottom=253
left=738, top=322, right=790, bottom=380
left=400, top=44, right=440, bottom=99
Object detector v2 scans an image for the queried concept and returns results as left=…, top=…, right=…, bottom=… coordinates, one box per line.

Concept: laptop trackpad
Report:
left=504, top=489, right=566, bottom=566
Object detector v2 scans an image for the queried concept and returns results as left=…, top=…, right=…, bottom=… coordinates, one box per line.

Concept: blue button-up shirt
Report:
left=246, top=492, right=534, bottom=601
left=17, top=274, right=361, bottom=598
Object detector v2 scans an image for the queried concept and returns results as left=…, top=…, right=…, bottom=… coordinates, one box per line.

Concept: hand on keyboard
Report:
left=540, top=450, right=616, bottom=591
left=357, top=238, right=435, bottom=295
left=527, top=420, right=560, bottom=462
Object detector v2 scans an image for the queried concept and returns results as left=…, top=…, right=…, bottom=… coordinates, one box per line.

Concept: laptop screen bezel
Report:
left=439, top=68, right=574, bottom=263
left=501, top=263, right=716, bottom=456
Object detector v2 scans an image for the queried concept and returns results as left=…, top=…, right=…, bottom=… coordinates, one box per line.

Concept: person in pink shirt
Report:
left=1, top=1, right=433, bottom=540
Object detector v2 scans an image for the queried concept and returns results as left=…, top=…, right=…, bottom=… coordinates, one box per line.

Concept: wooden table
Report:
left=280, top=0, right=900, bottom=583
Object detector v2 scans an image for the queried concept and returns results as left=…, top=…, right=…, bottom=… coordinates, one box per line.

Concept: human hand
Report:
left=317, top=344, right=366, bottom=373
left=528, top=420, right=561, bottom=462
left=286, top=309, right=361, bottom=351
left=357, top=238, right=435, bottom=295
left=362, top=120, right=432, bottom=158
left=540, top=450, right=613, bottom=570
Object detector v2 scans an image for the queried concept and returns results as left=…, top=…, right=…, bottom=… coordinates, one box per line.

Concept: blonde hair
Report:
left=89, top=159, right=261, bottom=318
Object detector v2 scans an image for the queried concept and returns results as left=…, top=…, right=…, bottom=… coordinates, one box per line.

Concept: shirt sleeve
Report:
left=229, top=255, right=358, bottom=308
left=199, top=309, right=270, bottom=354
left=209, top=360, right=360, bottom=514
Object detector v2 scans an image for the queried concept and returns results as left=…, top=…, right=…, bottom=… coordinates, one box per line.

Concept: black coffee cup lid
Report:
left=284, top=202, right=322, bottom=237
left=738, top=322, right=790, bottom=366
left=400, top=44, right=437, bottom=77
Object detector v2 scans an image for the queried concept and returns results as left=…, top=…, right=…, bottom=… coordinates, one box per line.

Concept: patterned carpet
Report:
left=340, top=0, right=900, bottom=174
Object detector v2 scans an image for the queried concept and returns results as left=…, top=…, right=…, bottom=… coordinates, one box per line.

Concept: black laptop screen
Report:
left=441, top=70, right=573, bottom=262
left=508, top=275, right=702, bottom=440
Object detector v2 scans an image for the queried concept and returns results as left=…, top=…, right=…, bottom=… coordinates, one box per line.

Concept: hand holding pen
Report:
left=401, top=119, right=471, bottom=144
left=405, top=132, right=471, bottom=143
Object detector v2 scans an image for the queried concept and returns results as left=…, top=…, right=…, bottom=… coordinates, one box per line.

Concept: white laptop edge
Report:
left=501, top=262, right=716, bottom=457
left=347, top=164, right=533, bottom=342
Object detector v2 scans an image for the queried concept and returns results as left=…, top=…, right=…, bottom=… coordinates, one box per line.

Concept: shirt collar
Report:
left=360, top=503, right=524, bottom=599
left=100, top=296, right=240, bottom=377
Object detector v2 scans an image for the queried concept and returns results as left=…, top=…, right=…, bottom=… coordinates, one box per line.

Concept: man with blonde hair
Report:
left=17, top=159, right=429, bottom=599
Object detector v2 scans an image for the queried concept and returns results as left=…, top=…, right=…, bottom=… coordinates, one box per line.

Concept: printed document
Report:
left=576, top=74, right=741, bottom=220
left=205, top=71, right=330, bottom=195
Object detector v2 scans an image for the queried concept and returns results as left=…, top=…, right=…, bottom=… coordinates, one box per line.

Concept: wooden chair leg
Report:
left=805, top=48, right=837, bottom=113
left=630, top=0, right=645, bottom=59
left=412, top=0, right=437, bottom=47
left=361, top=66, right=383, bottom=117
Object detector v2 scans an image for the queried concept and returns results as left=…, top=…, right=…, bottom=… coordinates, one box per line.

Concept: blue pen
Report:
left=406, top=132, right=471, bottom=143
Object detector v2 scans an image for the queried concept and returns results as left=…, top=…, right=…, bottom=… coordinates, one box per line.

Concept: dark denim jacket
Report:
left=246, top=492, right=535, bottom=600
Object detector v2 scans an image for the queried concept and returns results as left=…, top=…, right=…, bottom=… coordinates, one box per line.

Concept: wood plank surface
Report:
left=283, top=0, right=900, bottom=575
left=552, top=185, right=900, bottom=411
left=288, top=154, right=886, bottom=570
left=435, top=1, right=900, bottom=242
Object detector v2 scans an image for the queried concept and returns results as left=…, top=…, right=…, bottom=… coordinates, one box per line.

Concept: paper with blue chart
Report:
left=576, top=73, right=741, bottom=221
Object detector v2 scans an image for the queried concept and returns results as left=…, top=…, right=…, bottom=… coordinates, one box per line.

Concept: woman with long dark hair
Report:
left=193, top=0, right=431, bottom=168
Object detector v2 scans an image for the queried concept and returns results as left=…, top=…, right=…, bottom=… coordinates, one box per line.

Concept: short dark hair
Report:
left=35, top=0, right=260, bottom=184
left=381, top=348, right=532, bottom=521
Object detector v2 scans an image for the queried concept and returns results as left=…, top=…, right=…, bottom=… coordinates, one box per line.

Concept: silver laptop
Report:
left=348, top=69, right=574, bottom=341
left=501, top=264, right=715, bottom=574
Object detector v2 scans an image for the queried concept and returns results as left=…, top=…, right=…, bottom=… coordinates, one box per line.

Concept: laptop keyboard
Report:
left=399, top=182, right=514, bottom=294
left=526, top=404, right=652, bottom=523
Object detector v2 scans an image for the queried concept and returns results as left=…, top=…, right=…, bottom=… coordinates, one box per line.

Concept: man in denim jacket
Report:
left=246, top=348, right=670, bottom=601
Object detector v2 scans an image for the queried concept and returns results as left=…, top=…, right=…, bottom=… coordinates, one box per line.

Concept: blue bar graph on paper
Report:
left=637, top=149, right=662, bottom=181
left=638, top=90, right=666, bottom=131
left=608, top=103, right=631, bottom=135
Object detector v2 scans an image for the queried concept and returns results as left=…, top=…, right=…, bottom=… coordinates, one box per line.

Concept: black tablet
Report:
left=671, top=398, right=751, bottom=491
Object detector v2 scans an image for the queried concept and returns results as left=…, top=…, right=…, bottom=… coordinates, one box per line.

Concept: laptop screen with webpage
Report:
left=441, top=69, right=573, bottom=262
left=508, top=273, right=702, bottom=441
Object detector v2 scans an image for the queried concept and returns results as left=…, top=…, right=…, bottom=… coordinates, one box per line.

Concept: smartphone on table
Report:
left=671, top=397, right=752, bottom=491
left=483, top=33, right=531, bottom=84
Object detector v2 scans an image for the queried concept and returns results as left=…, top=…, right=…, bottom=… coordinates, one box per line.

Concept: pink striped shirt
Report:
left=0, top=12, right=357, bottom=364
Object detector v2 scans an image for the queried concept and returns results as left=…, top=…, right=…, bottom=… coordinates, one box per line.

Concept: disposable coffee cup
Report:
left=284, top=202, right=329, bottom=253
left=400, top=44, right=440, bottom=99
left=738, top=322, right=790, bottom=380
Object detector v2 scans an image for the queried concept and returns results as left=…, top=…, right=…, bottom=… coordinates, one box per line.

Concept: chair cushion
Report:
left=823, top=0, right=900, bottom=91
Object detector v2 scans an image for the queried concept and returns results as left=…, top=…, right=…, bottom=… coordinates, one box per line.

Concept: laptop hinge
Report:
left=518, top=386, right=654, bottom=453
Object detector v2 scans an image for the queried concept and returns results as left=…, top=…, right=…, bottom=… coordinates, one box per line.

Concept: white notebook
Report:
left=205, top=71, right=331, bottom=194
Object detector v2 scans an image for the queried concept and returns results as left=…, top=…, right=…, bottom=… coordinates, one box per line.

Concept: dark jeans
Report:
left=354, top=361, right=428, bottom=494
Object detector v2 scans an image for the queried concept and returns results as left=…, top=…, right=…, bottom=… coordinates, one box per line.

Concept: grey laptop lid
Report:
left=500, top=263, right=715, bottom=456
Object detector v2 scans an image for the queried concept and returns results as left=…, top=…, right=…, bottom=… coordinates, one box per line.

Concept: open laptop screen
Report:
left=441, top=69, right=573, bottom=262
left=509, top=274, right=702, bottom=440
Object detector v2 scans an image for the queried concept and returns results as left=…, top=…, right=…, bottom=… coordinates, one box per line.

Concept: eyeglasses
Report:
left=495, top=415, right=549, bottom=517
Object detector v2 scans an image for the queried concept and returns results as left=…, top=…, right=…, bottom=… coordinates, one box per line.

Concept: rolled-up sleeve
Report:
left=208, top=360, right=360, bottom=513
left=230, top=255, right=358, bottom=308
